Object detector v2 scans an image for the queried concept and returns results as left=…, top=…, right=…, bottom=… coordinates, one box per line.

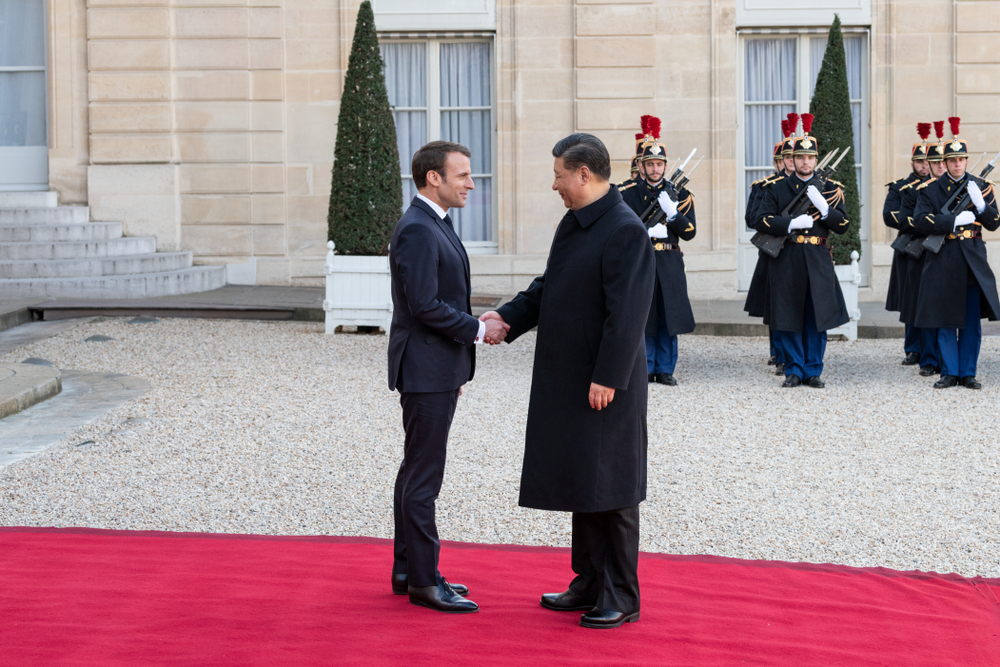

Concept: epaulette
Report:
left=768, top=175, right=785, bottom=184
left=827, top=179, right=844, bottom=188
left=618, top=181, right=636, bottom=192
left=751, top=178, right=765, bottom=187
left=915, top=180, right=933, bottom=191
left=898, top=182, right=914, bottom=192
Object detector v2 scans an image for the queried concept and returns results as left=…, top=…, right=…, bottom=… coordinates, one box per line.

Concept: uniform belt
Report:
left=946, top=229, right=982, bottom=241
left=788, top=235, right=828, bottom=246
left=652, top=241, right=680, bottom=251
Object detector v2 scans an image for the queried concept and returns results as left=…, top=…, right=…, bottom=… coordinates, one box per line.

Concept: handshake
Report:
left=478, top=311, right=510, bottom=345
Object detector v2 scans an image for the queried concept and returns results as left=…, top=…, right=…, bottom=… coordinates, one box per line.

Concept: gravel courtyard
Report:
left=1, top=317, right=998, bottom=578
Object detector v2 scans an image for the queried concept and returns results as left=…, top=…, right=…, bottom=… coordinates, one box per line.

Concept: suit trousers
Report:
left=392, top=389, right=460, bottom=588
left=568, top=505, right=641, bottom=614
left=937, top=284, right=982, bottom=378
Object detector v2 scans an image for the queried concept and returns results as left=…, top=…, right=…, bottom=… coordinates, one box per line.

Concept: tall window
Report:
left=380, top=39, right=495, bottom=251
left=738, top=32, right=870, bottom=287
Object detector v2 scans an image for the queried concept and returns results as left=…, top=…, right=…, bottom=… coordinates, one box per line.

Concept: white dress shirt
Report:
left=416, top=193, right=486, bottom=345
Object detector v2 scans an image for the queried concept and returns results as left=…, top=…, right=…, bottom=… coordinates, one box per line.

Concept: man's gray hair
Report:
left=552, top=133, right=611, bottom=181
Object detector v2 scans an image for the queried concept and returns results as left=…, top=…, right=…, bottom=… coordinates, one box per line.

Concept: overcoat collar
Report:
left=571, top=185, right=621, bottom=229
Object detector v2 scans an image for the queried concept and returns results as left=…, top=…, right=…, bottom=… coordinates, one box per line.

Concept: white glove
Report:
left=954, top=210, right=976, bottom=230
left=967, top=181, right=986, bottom=214
left=788, top=214, right=814, bottom=231
left=657, top=191, right=678, bottom=220
left=806, top=185, right=830, bottom=218
left=647, top=222, right=668, bottom=238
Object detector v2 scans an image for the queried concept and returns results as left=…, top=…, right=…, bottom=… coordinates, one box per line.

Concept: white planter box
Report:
left=829, top=250, right=861, bottom=342
left=323, top=241, right=392, bottom=334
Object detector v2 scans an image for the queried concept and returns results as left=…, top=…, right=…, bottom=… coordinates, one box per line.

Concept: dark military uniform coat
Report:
left=896, top=178, right=930, bottom=325
left=754, top=174, right=851, bottom=333
left=912, top=174, right=1000, bottom=329
left=743, top=172, right=783, bottom=318
left=883, top=172, right=921, bottom=312
left=497, top=186, right=656, bottom=513
left=620, top=178, right=697, bottom=337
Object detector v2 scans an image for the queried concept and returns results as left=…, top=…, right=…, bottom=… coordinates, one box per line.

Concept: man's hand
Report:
left=967, top=181, right=987, bottom=214
left=589, top=383, right=615, bottom=410
left=954, top=210, right=976, bottom=230
left=806, top=185, right=830, bottom=218
left=657, top=191, right=678, bottom=220
left=788, top=214, right=814, bottom=231
left=479, top=311, right=510, bottom=345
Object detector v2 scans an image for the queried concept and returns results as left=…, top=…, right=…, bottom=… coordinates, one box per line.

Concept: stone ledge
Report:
left=0, top=363, right=62, bottom=420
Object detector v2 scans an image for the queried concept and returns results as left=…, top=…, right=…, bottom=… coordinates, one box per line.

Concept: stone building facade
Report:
left=5, top=0, right=999, bottom=299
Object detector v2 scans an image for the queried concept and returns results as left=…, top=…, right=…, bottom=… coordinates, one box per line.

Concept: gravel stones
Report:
left=1, top=318, right=998, bottom=578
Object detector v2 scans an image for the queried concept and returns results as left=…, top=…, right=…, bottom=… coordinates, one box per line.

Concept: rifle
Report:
left=637, top=148, right=699, bottom=228
left=922, top=149, right=1000, bottom=254
left=751, top=147, right=850, bottom=258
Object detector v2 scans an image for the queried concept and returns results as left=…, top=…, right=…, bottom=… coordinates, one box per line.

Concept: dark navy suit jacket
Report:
left=387, top=196, right=481, bottom=393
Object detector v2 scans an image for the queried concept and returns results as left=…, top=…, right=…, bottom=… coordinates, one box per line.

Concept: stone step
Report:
left=0, top=236, right=157, bottom=260
left=0, top=222, right=123, bottom=243
left=0, top=266, right=227, bottom=299
left=0, top=252, right=193, bottom=279
left=0, top=207, right=90, bottom=224
left=0, top=192, right=58, bottom=208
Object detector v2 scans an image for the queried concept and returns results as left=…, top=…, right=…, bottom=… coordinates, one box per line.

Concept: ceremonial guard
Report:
left=896, top=122, right=944, bottom=376
left=912, top=117, right=1000, bottom=389
left=620, top=115, right=696, bottom=386
left=884, top=123, right=931, bottom=365
left=744, top=116, right=797, bottom=374
left=754, top=113, right=850, bottom=388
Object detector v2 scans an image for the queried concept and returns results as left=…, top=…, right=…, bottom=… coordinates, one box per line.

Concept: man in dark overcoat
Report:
left=883, top=128, right=930, bottom=365
left=912, top=121, right=1000, bottom=389
left=620, top=121, right=696, bottom=387
left=896, top=137, right=943, bottom=377
left=754, top=119, right=850, bottom=388
left=745, top=134, right=793, bottom=374
left=386, top=141, right=510, bottom=614
left=481, top=133, right=655, bottom=629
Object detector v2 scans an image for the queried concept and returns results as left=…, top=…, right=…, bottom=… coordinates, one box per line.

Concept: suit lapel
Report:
left=409, top=196, right=471, bottom=279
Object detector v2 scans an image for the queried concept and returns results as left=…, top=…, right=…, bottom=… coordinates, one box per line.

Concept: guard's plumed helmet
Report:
left=775, top=120, right=791, bottom=159
left=912, top=123, right=931, bottom=160
left=792, top=113, right=818, bottom=156
left=782, top=113, right=799, bottom=156
left=944, top=117, right=969, bottom=159
left=926, top=121, right=946, bottom=162
left=639, top=115, right=667, bottom=162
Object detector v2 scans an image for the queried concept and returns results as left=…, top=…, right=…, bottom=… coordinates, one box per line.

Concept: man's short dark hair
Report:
left=412, top=141, right=472, bottom=189
left=552, top=133, right=611, bottom=181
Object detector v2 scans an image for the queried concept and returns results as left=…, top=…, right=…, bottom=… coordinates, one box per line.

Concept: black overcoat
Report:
left=620, top=178, right=696, bottom=337
left=743, top=172, right=782, bottom=318
left=497, top=186, right=656, bottom=513
left=895, top=179, right=929, bottom=325
left=883, top=173, right=920, bottom=312
left=755, top=175, right=850, bottom=333
left=912, top=174, right=1000, bottom=329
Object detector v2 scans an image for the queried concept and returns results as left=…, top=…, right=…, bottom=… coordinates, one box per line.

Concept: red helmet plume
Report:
left=933, top=121, right=945, bottom=140
left=948, top=116, right=961, bottom=138
left=640, top=115, right=661, bottom=139
left=916, top=123, right=931, bottom=141
left=786, top=112, right=799, bottom=134
left=781, top=119, right=791, bottom=138
left=801, top=113, right=815, bottom=135
left=635, top=132, right=644, bottom=140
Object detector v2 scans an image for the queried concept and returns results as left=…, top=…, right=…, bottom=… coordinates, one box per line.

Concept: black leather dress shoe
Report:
left=961, top=376, right=982, bottom=390
left=804, top=376, right=825, bottom=388
left=902, top=352, right=920, bottom=366
left=580, top=608, right=640, bottom=629
left=918, top=365, right=939, bottom=377
left=540, top=590, right=596, bottom=612
left=655, top=373, right=677, bottom=386
left=782, top=374, right=801, bottom=388
left=648, top=373, right=657, bottom=383
left=767, top=355, right=777, bottom=366
left=933, top=375, right=959, bottom=389
left=392, top=573, right=468, bottom=596
left=408, top=583, right=478, bottom=613
left=774, top=363, right=785, bottom=375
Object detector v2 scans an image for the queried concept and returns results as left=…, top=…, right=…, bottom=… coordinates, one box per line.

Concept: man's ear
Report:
left=579, top=165, right=592, bottom=184
left=426, top=169, right=442, bottom=188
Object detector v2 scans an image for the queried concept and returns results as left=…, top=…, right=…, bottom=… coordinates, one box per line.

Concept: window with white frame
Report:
left=738, top=31, right=870, bottom=287
left=380, top=39, right=496, bottom=250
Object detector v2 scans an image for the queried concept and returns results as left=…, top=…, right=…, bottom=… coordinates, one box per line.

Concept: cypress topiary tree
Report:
left=809, top=14, right=862, bottom=265
left=327, top=0, right=401, bottom=256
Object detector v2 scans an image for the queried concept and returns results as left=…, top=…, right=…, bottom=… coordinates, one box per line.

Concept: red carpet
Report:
left=1, top=528, right=998, bottom=666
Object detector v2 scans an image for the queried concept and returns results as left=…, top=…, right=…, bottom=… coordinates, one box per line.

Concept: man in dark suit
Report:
left=387, top=140, right=509, bottom=613
left=481, top=133, right=656, bottom=629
